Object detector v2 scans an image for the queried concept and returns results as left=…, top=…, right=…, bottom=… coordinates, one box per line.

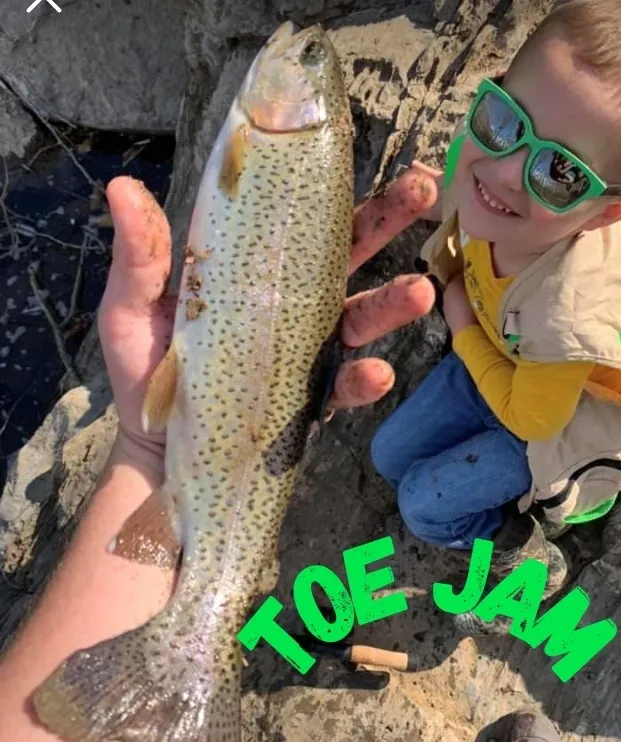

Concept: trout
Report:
left=33, top=21, right=353, bottom=742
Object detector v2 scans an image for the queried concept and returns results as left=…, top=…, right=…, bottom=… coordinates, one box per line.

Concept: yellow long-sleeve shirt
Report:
left=453, top=238, right=621, bottom=442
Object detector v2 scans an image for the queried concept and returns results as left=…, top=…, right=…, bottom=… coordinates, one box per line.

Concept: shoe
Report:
left=450, top=511, right=570, bottom=636
left=531, top=504, right=573, bottom=541
left=480, top=710, right=562, bottom=742
left=539, top=518, right=572, bottom=542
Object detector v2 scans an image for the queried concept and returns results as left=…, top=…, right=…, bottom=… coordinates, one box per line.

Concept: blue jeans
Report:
left=370, top=352, right=532, bottom=549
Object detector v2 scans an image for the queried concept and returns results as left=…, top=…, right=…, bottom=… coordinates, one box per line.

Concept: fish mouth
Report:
left=265, top=20, right=325, bottom=44
left=239, top=23, right=332, bottom=134
left=265, top=20, right=302, bottom=44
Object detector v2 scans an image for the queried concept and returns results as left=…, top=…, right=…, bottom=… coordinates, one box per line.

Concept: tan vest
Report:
left=420, top=175, right=621, bottom=523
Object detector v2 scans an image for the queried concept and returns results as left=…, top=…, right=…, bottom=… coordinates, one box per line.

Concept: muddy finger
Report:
left=342, top=274, right=436, bottom=348
left=328, top=358, right=395, bottom=410
left=348, top=166, right=438, bottom=276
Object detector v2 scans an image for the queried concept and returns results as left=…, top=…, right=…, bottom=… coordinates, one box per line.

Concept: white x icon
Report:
left=27, top=0, right=62, bottom=12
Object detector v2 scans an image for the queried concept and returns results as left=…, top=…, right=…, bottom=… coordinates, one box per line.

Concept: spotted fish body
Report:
left=33, top=22, right=353, bottom=742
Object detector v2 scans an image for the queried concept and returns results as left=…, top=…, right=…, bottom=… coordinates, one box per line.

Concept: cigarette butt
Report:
left=348, top=645, right=410, bottom=672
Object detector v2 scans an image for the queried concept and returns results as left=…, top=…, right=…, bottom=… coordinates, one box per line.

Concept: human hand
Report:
left=328, top=160, right=440, bottom=410
left=442, top=274, right=478, bottom=337
left=97, top=161, right=440, bottom=457
left=98, top=177, right=174, bottom=476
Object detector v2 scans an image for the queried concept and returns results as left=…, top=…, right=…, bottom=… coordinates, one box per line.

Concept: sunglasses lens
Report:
left=471, top=91, right=525, bottom=153
left=529, top=149, right=591, bottom=209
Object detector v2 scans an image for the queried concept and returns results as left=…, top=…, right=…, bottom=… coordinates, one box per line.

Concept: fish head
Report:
left=240, top=22, right=348, bottom=133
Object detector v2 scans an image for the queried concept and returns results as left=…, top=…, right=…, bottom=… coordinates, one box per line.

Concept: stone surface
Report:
left=0, top=82, right=37, bottom=157
left=4, top=1, right=621, bottom=742
left=198, top=0, right=433, bottom=48
left=0, top=0, right=185, bottom=132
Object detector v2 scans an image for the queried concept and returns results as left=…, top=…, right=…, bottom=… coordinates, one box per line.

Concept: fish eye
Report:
left=300, top=39, right=327, bottom=67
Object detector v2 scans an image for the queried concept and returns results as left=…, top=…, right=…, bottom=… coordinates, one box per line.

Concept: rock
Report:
left=432, top=0, right=461, bottom=22
left=0, top=0, right=186, bottom=132
left=197, top=0, right=436, bottom=41
left=0, top=371, right=115, bottom=643
left=5, top=2, right=621, bottom=742
left=0, top=82, right=37, bottom=157
left=0, top=302, right=113, bottom=645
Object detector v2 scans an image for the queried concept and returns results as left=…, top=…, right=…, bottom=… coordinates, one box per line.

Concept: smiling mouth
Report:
left=474, top=176, right=519, bottom=217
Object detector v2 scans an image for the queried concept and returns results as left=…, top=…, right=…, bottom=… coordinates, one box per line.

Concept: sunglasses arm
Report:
left=604, top=184, right=621, bottom=198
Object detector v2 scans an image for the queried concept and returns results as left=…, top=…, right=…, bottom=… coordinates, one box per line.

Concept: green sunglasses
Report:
left=454, top=77, right=621, bottom=214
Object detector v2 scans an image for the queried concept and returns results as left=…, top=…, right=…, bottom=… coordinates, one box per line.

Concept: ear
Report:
left=581, top=202, right=621, bottom=233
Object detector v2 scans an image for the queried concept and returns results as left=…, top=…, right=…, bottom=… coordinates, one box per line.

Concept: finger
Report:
left=342, top=274, right=436, bottom=348
left=348, top=164, right=438, bottom=276
left=103, top=176, right=172, bottom=313
left=411, top=160, right=443, bottom=180
left=328, top=358, right=395, bottom=410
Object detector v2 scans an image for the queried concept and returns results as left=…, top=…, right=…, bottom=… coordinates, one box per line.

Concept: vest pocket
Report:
left=525, top=394, right=621, bottom=523
left=533, top=457, right=621, bottom=523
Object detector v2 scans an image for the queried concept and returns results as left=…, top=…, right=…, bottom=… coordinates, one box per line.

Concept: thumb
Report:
left=104, top=176, right=172, bottom=311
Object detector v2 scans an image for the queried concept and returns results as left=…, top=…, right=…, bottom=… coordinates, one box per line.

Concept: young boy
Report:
left=372, top=0, right=621, bottom=636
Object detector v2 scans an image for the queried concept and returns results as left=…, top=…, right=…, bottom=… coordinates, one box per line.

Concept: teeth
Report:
left=477, top=180, right=514, bottom=215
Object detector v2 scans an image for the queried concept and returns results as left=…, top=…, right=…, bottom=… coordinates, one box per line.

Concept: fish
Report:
left=32, top=20, right=354, bottom=742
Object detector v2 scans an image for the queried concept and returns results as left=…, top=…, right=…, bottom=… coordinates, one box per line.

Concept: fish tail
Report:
left=33, top=614, right=242, bottom=742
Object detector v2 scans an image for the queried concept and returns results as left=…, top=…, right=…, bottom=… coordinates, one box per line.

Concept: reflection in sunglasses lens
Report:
left=530, top=149, right=590, bottom=208
left=472, top=93, right=523, bottom=152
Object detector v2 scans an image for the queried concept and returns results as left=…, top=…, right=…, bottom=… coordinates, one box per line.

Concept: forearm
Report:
left=0, top=433, right=174, bottom=741
left=453, top=325, right=593, bottom=441
left=453, top=326, right=517, bottom=425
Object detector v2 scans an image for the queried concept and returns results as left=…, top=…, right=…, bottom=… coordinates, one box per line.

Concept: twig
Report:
left=4, top=205, right=34, bottom=223
left=27, top=265, right=82, bottom=387
left=48, top=184, right=91, bottom=205
left=39, top=118, right=101, bottom=195
left=0, top=158, right=19, bottom=254
left=0, top=386, right=33, bottom=440
left=0, top=224, right=106, bottom=261
left=0, top=157, right=8, bottom=201
left=14, top=226, right=103, bottom=252
left=3, top=81, right=102, bottom=196
left=25, top=141, right=59, bottom=170
left=0, top=237, right=35, bottom=262
left=80, top=226, right=107, bottom=253
left=60, top=234, right=87, bottom=329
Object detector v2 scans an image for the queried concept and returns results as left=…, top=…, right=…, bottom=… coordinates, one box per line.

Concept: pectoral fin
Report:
left=108, top=487, right=181, bottom=570
left=141, top=345, right=178, bottom=434
left=219, top=123, right=250, bottom=201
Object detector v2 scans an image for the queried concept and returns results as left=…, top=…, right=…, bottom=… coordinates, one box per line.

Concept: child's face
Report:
left=454, top=33, right=621, bottom=252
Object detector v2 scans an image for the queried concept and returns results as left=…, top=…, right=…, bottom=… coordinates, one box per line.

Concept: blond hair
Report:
left=514, top=0, right=621, bottom=81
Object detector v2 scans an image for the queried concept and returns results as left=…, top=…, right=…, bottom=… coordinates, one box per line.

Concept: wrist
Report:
left=111, top=427, right=166, bottom=487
